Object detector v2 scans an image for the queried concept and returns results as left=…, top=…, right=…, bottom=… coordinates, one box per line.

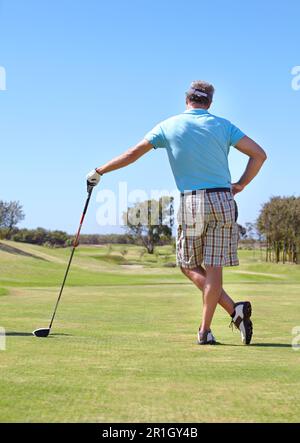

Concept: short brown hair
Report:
left=186, top=80, right=215, bottom=107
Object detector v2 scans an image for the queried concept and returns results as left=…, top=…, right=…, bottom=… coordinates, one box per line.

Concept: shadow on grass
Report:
left=6, top=332, right=33, bottom=336
left=217, top=342, right=292, bottom=348
left=0, top=242, right=47, bottom=261
left=6, top=331, right=72, bottom=337
left=251, top=343, right=292, bottom=348
left=50, top=333, right=72, bottom=337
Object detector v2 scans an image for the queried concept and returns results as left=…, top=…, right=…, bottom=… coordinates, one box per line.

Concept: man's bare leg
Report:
left=198, top=266, right=223, bottom=331
left=181, top=265, right=235, bottom=316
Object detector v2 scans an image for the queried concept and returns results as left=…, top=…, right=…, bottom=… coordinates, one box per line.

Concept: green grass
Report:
left=0, top=241, right=300, bottom=422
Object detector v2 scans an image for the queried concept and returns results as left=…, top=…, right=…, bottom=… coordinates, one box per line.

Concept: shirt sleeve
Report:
left=144, top=123, right=167, bottom=149
left=229, top=123, right=246, bottom=146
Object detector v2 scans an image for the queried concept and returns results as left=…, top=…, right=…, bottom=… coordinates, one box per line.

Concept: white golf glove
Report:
left=86, top=169, right=101, bottom=187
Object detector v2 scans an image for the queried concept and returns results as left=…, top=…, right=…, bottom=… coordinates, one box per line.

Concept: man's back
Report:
left=145, top=109, right=245, bottom=192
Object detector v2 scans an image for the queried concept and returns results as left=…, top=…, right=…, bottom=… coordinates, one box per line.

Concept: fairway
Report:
left=0, top=241, right=300, bottom=422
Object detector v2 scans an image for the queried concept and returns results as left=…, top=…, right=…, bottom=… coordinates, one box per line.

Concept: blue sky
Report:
left=0, top=0, right=299, bottom=234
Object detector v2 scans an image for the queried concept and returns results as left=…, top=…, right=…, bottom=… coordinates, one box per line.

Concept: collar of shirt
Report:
left=183, top=108, right=210, bottom=115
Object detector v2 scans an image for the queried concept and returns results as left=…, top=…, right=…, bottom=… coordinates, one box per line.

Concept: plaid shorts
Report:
left=176, top=190, right=239, bottom=268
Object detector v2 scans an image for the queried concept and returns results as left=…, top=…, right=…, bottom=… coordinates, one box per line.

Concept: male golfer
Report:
left=87, top=80, right=267, bottom=345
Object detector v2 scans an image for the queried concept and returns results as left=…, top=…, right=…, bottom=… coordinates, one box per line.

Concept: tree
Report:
left=0, top=200, right=25, bottom=235
left=0, top=201, right=6, bottom=226
left=123, top=196, right=174, bottom=254
left=237, top=224, right=247, bottom=239
left=245, top=222, right=256, bottom=240
left=257, top=196, right=300, bottom=264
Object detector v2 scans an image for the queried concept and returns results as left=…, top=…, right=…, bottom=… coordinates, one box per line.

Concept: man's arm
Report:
left=232, top=136, right=267, bottom=195
left=96, top=139, right=153, bottom=175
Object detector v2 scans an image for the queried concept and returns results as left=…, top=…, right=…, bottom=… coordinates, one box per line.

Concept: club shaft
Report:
left=49, top=188, right=93, bottom=329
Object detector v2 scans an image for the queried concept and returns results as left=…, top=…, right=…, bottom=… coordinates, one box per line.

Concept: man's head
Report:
left=186, top=80, right=214, bottom=110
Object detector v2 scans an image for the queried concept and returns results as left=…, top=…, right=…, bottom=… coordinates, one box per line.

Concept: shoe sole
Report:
left=242, top=301, right=253, bottom=345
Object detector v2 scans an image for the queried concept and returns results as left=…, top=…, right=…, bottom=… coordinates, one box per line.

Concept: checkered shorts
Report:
left=176, top=190, right=239, bottom=268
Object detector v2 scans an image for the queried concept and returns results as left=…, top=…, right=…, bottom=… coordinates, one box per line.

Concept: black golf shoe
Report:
left=230, top=301, right=253, bottom=345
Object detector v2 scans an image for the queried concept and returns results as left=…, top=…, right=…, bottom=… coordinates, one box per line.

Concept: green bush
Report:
left=11, top=227, right=69, bottom=247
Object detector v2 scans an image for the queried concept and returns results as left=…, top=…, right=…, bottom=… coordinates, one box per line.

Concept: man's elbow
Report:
left=260, top=150, right=267, bottom=162
left=255, top=149, right=267, bottom=163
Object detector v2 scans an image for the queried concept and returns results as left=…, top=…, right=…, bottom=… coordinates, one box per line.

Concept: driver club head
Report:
left=32, top=328, right=50, bottom=338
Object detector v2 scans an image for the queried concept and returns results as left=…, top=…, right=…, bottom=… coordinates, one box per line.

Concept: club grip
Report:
left=87, top=181, right=95, bottom=194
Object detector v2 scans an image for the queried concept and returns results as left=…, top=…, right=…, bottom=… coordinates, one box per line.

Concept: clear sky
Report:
left=0, top=0, right=299, bottom=234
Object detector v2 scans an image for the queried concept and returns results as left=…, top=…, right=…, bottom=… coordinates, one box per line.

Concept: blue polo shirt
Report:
left=144, top=109, right=245, bottom=192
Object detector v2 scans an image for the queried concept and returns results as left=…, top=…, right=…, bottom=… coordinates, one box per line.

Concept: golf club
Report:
left=32, top=183, right=95, bottom=337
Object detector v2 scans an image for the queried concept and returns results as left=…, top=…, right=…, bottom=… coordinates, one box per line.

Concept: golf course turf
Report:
left=0, top=240, right=299, bottom=422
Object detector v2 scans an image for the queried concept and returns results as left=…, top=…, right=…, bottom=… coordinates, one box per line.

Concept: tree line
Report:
left=0, top=198, right=173, bottom=250
left=0, top=200, right=70, bottom=247
left=1, top=196, right=300, bottom=263
left=257, top=196, right=300, bottom=264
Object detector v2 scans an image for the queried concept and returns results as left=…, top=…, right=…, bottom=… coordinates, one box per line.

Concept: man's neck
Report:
left=186, top=104, right=209, bottom=111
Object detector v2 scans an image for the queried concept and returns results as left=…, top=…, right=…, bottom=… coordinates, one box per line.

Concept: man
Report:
left=87, top=80, right=267, bottom=345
